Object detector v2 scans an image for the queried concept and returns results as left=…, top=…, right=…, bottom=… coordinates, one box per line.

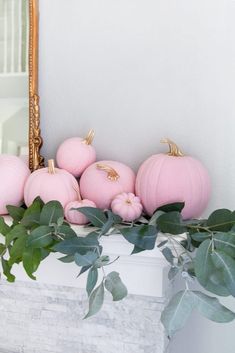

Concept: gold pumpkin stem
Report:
left=83, top=129, right=95, bottom=145
left=48, top=159, right=56, bottom=174
left=96, top=163, right=120, bottom=181
left=160, top=138, right=184, bottom=157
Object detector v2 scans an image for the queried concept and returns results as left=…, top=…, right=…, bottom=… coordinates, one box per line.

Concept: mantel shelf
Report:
left=2, top=216, right=170, bottom=298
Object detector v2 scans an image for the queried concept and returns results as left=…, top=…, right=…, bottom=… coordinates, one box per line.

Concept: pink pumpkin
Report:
left=111, top=192, right=143, bottom=222
left=0, top=155, right=30, bottom=214
left=135, top=139, right=211, bottom=220
left=65, top=199, right=96, bottom=225
left=80, top=161, right=136, bottom=209
left=56, top=130, right=96, bottom=177
left=24, top=159, right=78, bottom=208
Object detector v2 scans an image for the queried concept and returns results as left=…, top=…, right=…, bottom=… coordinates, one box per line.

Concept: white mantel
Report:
left=3, top=216, right=170, bottom=298
left=0, top=217, right=170, bottom=353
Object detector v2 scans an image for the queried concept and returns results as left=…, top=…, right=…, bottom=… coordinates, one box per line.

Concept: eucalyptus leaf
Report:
left=41, top=248, right=50, bottom=260
left=194, top=240, right=213, bottom=286
left=157, top=212, right=187, bottom=235
left=211, top=251, right=235, bottom=296
left=0, top=243, right=6, bottom=255
left=58, top=254, right=75, bottom=263
left=161, top=290, right=195, bottom=338
left=86, top=267, right=98, bottom=296
left=9, top=233, right=28, bottom=265
left=1, top=257, right=15, bottom=282
left=26, top=226, right=54, bottom=248
left=84, top=282, right=104, bottom=319
left=194, top=239, right=229, bottom=296
left=120, top=225, right=157, bottom=250
left=213, top=233, right=235, bottom=258
left=157, top=240, right=168, bottom=248
left=155, top=202, right=185, bottom=213
left=131, top=245, right=145, bottom=255
left=100, top=210, right=121, bottom=235
left=207, top=209, right=235, bottom=232
left=74, top=251, right=99, bottom=267
left=78, top=265, right=92, bottom=277
left=149, top=210, right=165, bottom=226
left=6, top=205, right=25, bottom=224
left=191, top=232, right=211, bottom=242
left=22, top=247, right=41, bottom=280
left=40, top=201, right=64, bottom=226
left=168, top=267, right=179, bottom=280
left=57, top=225, right=77, bottom=239
left=53, top=233, right=100, bottom=255
left=21, top=199, right=42, bottom=227
left=94, top=255, right=110, bottom=268
left=162, top=247, right=175, bottom=265
left=75, top=207, right=107, bottom=228
left=192, top=291, right=235, bottom=322
left=0, top=217, right=11, bottom=236
left=104, top=271, right=128, bottom=301
left=5, top=224, right=28, bottom=246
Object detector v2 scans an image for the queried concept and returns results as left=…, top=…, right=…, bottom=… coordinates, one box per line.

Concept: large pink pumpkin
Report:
left=135, top=139, right=211, bottom=220
left=56, top=130, right=96, bottom=177
left=24, top=159, right=78, bottom=208
left=0, top=155, right=30, bottom=214
left=80, top=161, right=136, bottom=209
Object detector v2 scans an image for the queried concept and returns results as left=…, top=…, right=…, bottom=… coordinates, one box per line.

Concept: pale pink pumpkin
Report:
left=0, top=155, right=30, bottom=214
left=111, top=192, right=143, bottom=222
left=24, top=159, right=78, bottom=208
left=56, top=130, right=96, bottom=177
left=64, top=199, right=96, bottom=225
left=135, top=139, right=211, bottom=220
left=80, top=161, right=136, bottom=209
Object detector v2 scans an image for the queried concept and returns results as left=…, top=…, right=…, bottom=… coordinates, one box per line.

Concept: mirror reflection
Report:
left=0, top=0, right=28, bottom=162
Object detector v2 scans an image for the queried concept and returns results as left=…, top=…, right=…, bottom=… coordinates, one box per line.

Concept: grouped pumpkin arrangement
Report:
left=2, top=134, right=235, bottom=338
left=0, top=129, right=211, bottom=223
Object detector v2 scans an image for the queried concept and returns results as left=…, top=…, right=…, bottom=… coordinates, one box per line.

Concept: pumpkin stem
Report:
left=83, top=129, right=95, bottom=145
left=96, top=163, right=120, bottom=181
left=160, top=138, right=184, bottom=157
left=48, top=159, right=56, bottom=174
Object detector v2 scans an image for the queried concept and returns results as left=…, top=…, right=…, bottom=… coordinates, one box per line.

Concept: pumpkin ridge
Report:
left=194, top=158, right=210, bottom=217
left=150, top=155, right=168, bottom=214
left=184, top=157, right=195, bottom=219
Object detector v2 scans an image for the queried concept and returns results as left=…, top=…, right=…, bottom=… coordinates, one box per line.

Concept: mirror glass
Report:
left=0, top=0, right=28, bottom=163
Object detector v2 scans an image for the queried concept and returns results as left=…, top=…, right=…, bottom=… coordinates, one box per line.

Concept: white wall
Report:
left=38, top=1, right=235, bottom=352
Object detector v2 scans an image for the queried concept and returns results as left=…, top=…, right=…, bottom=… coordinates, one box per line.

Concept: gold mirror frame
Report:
left=28, top=0, right=44, bottom=171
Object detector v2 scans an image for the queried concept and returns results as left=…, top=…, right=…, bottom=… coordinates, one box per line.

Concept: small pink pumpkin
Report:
left=135, top=139, right=211, bottom=220
left=80, top=160, right=136, bottom=209
left=24, top=159, right=78, bottom=208
left=0, top=155, right=30, bottom=214
left=56, top=130, right=96, bottom=177
left=111, top=192, right=143, bottom=222
left=65, top=199, right=96, bottom=225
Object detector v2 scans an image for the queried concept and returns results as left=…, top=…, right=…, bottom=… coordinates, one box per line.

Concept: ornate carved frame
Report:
left=28, top=0, right=44, bottom=171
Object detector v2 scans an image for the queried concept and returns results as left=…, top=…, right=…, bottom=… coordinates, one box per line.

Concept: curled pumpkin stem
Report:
left=83, top=130, right=95, bottom=145
left=161, top=138, right=184, bottom=157
left=96, top=164, right=120, bottom=181
left=48, top=159, right=56, bottom=174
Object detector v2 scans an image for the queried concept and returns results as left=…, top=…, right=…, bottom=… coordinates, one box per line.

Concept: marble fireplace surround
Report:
left=0, top=219, right=171, bottom=353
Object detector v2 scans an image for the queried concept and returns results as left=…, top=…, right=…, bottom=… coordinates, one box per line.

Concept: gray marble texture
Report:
left=0, top=280, right=167, bottom=353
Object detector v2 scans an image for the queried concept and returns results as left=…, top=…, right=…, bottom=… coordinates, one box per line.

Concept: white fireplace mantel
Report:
left=2, top=216, right=170, bottom=298
left=0, top=216, right=171, bottom=353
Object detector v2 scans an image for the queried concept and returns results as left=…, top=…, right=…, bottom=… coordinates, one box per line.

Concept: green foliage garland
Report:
left=1, top=198, right=235, bottom=337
